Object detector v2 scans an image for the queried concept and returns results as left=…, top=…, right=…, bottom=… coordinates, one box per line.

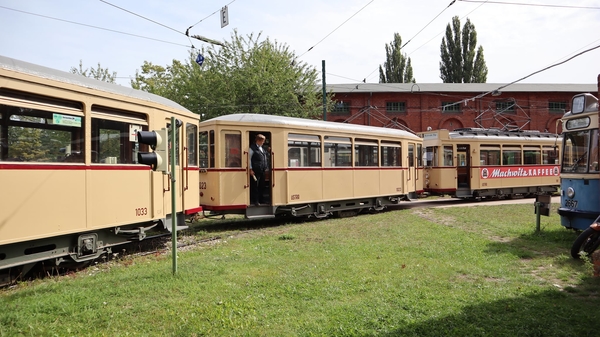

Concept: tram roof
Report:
left=328, top=83, right=597, bottom=93
left=451, top=128, right=558, bottom=138
left=204, top=113, right=421, bottom=139
left=0, top=55, right=192, bottom=113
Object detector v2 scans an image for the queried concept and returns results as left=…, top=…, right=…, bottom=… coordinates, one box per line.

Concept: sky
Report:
left=1, top=0, right=599, bottom=88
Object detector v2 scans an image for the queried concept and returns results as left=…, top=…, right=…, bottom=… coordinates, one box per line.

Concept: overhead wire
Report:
left=297, top=0, right=375, bottom=59
left=186, top=0, right=238, bottom=31
left=98, top=0, right=227, bottom=48
left=99, top=0, right=183, bottom=35
left=457, top=0, right=600, bottom=10
left=362, top=0, right=465, bottom=83
left=0, top=5, right=190, bottom=47
left=449, top=43, right=600, bottom=106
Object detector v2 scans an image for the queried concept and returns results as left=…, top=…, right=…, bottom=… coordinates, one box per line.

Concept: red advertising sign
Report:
left=480, top=166, right=559, bottom=179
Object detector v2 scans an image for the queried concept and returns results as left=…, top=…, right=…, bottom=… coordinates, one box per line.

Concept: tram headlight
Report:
left=566, top=187, right=575, bottom=199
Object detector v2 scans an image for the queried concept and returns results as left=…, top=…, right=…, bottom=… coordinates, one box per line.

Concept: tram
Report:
left=419, top=128, right=561, bottom=199
left=197, top=114, right=423, bottom=219
left=0, top=55, right=201, bottom=280
left=558, top=93, right=600, bottom=230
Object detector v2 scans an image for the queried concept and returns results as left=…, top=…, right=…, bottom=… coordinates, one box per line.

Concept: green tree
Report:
left=70, top=60, right=117, bottom=83
left=379, top=33, right=415, bottom=83
left=439, top=16, right=488, bottom=83
left=132, top=30, right=333, bottom=120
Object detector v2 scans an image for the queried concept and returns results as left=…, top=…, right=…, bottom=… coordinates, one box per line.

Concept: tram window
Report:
left=324, top=136, right=351, bottom=167
left=417, top=144, right=423, bottom=168
left=542, top=146, right=560, bottom=165
left=443, top=145, right=453, bottom=166
left=354, top=138, right=378, bottom=167
left=165, top=123, right=181, bottom=166
left=562, top=130, right=590, bottom=173
left=542, top=146, right=559, bottom=165
left=381, top=142, right=401, bottom=167
left=92, top=118, right=139, bottom=164
left=199, top=131, right=209, bottom=168
left=223, top=131, right=241, bottom=167
left=425, top=147, right=438, bottom=166
left=480, top=147, right=500, bottom=165
left=523, top=147, right=541, bottom=165
left=590, top=130, right=599, bottom=172
left=408, top=144, right=415, bottom=167
left=186, top=123, right=198, bottom=166
left=288, top=134, right=321, bottom=167
left=2, top=107, right=84, bottom=163
left=209, top=130, right=215, bottom=168
left=502, top=146, right=522, bottom=165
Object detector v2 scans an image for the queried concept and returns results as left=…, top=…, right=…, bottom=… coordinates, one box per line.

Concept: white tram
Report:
left=198, top=114, right=423, bottom=219
left=419, top=128, right=561, bottom=199
left=0, top=55, right=201, bottom=280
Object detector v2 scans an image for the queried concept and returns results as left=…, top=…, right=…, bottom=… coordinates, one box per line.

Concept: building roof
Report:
left=327, top=83, right=597, bottom=94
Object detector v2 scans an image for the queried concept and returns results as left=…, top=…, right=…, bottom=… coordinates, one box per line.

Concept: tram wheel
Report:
left=570, top=227, right=600, bottom=259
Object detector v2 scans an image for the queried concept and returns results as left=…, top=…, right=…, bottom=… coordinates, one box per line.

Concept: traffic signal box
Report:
left=137, top=129, right=169, bottom=173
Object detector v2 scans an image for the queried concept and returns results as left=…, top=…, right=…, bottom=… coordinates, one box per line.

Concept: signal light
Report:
left=137, top=128, right=169, bottom=173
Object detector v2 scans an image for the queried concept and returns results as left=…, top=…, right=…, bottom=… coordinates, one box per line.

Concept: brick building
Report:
left=326, top=83, right=597, bottom=133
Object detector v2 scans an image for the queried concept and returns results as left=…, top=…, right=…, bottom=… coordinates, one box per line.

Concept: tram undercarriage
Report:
left=0, top=218, right=187, bottom=286
left=457, top=185, right=558, bottom=199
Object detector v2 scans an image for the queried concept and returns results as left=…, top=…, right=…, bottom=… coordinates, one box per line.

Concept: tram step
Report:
left=246, top=206, right=275, bottom=219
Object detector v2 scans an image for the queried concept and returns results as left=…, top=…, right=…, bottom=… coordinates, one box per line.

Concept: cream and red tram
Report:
left=419, top=128, right=561, bottom=199
left=198, top=114, right=423, bottom=218
left=0, top=55, right=201, bottom=279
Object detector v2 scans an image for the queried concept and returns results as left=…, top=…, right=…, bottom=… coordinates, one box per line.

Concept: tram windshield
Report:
left=561, top=129, right=599, bottom=173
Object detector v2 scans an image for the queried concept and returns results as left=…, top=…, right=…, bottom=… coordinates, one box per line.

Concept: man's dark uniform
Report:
left=250, top=143, right=268, bottom=205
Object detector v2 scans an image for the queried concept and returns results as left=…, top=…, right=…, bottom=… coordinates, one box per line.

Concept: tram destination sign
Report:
left=480, top=166, right=559, bottom=179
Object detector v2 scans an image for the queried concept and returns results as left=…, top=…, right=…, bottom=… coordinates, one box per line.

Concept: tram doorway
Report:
left=247, top=131, right=272, bottom=207
left=457, top=144, right=470, bottom=189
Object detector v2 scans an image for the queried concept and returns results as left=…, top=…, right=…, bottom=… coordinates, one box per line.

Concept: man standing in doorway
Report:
left=249, top=134, right=268, bottom=206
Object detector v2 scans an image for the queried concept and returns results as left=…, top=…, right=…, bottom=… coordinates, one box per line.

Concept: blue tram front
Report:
left=558, top=93, right=600, bottom=230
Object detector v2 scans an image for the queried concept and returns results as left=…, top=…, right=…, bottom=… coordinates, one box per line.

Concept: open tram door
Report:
left=246, top=131, right=273, bottom=216
left=407, top=142, right=418, bottom=199
left=457, top=144, right=470, bottom=190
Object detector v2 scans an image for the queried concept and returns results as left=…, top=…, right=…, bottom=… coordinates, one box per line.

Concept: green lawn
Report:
left=2, top=203, right=599, bottom=336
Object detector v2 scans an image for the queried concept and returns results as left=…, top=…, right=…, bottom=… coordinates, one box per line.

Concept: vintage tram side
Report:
left=419, top=128, right=561, bottom=199
left=558, top=93, right=600, bottom=230
left=0, top=55, right=201, bottom=280
left=198, top=114, right=422, bottom=219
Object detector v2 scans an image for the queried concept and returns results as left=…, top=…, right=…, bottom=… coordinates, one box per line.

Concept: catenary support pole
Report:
left=171, top=117, right=177, bottom=274
left=322, top=60, right=327, bottom=121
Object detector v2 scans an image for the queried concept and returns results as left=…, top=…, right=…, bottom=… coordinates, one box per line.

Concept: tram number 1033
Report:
left=564, top=200, right=578, bottom=208
left=135, top=207, right=149, bottom=216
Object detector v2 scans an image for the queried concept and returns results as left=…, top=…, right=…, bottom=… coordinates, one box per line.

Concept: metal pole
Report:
left=171, top=117, right=177, bottom=274
left=535, top=202, right=541, bottom=233
left=322, top=60, right=327, bottom=121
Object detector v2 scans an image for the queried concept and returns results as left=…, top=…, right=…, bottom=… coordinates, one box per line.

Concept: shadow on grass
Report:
left=380, top=279, right=600, bottom=337
left=483, top=227, right=580, bottom=259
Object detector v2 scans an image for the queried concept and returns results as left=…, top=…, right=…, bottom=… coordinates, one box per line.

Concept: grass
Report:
left=2, top=203, right=600, bottom=336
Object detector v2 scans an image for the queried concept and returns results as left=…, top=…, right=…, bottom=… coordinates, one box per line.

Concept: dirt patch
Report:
left=411, top=209, right=457, bottom=227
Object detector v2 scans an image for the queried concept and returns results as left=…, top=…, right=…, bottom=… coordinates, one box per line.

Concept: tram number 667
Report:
left=135, top=207, right=148, bottom=216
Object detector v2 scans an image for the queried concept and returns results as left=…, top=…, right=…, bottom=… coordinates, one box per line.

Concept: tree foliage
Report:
left=379, top=33, right=415, bottom=83
left=439, top=16, right=488, bottom=83
left=70, top=60, right=117, bottom=83
left=132, top=30, right=333, bottom=120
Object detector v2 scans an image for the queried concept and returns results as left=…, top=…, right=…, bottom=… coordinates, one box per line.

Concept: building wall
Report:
left=327, top=90, right=582, bottom=133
